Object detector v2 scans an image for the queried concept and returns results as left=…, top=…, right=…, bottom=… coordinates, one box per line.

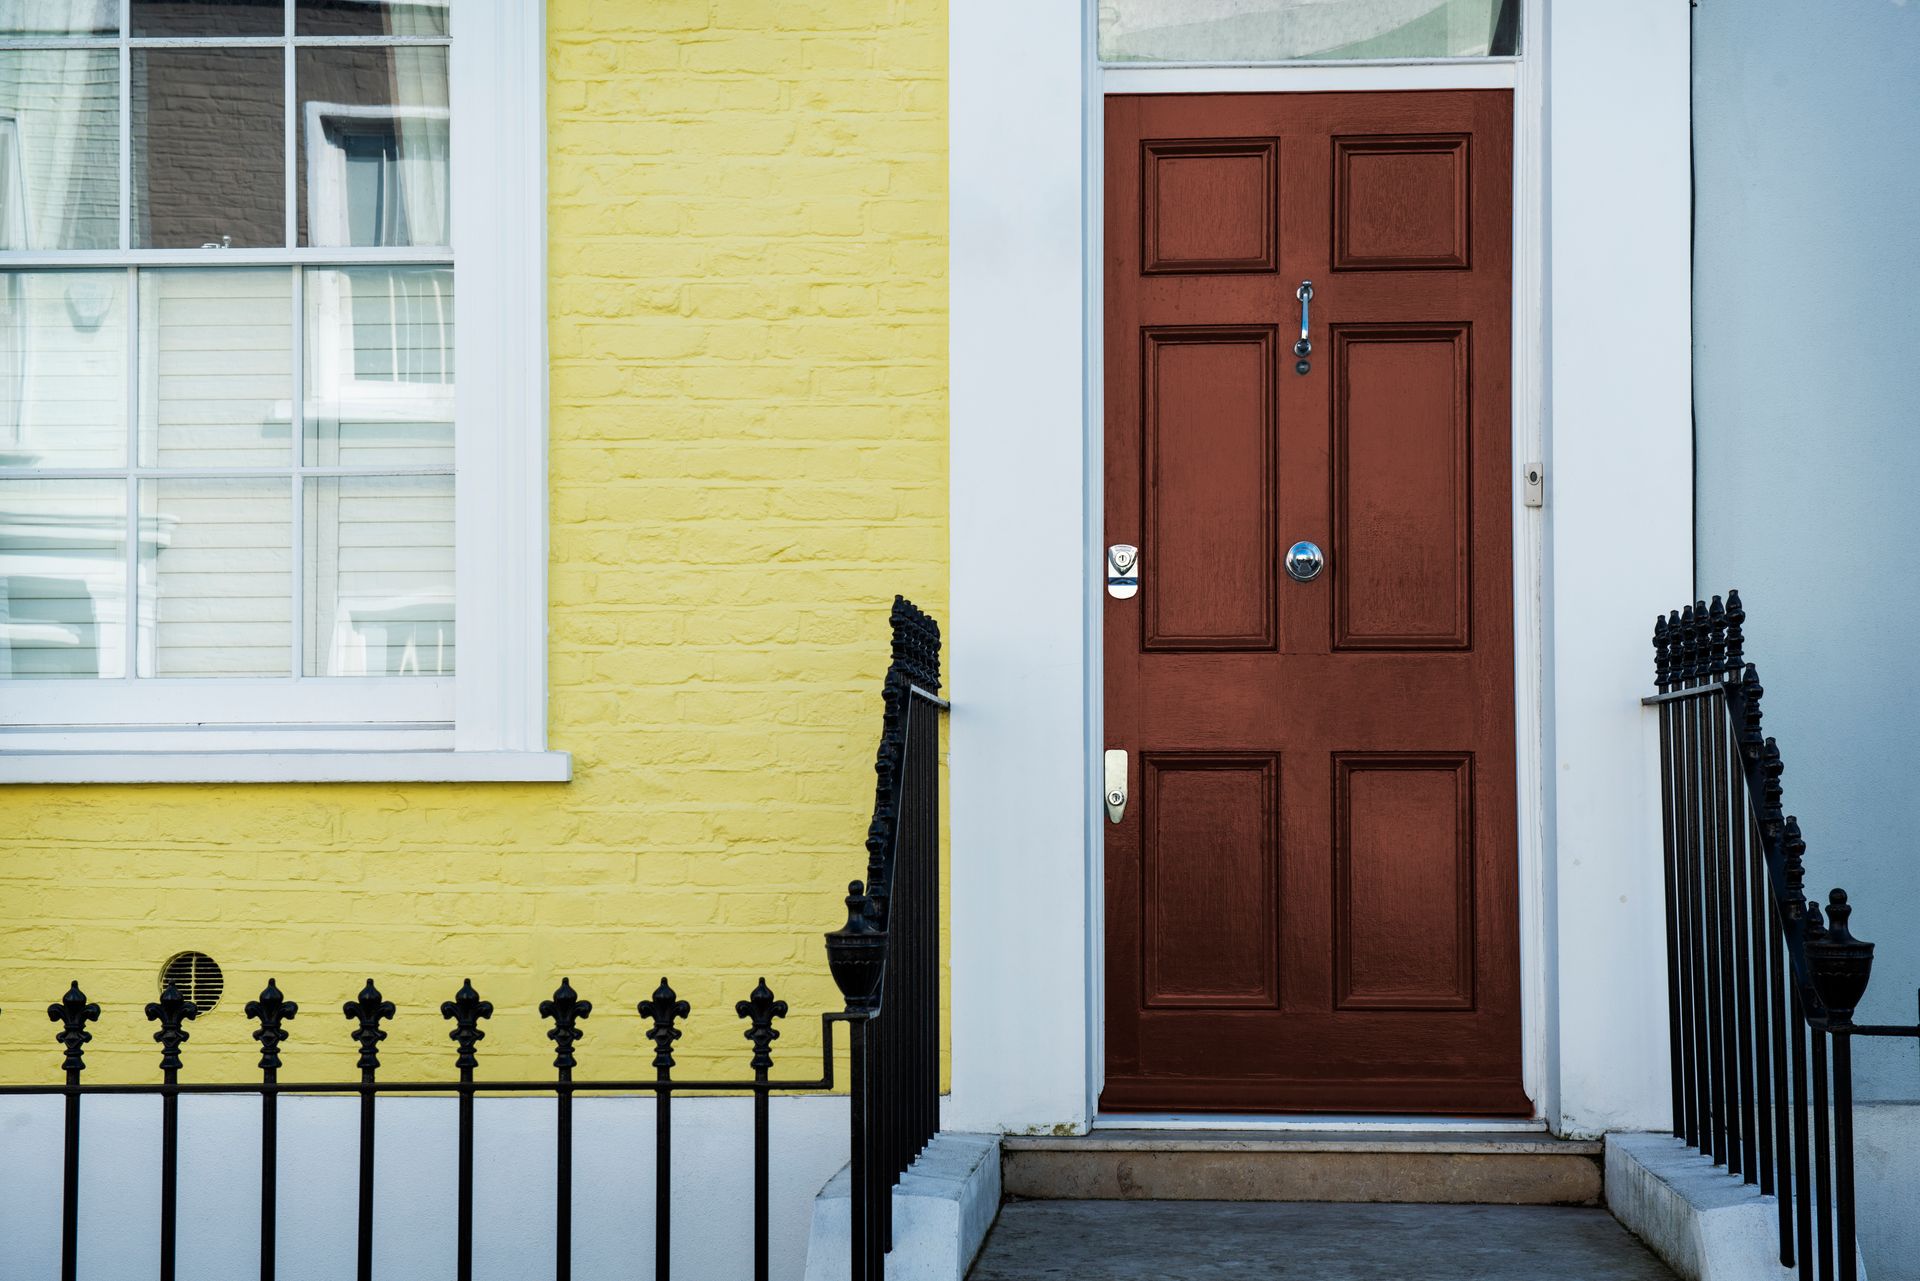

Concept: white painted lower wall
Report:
left=0, top=1094, right=847, bottom=1281
left=1853, top=1102, right=1920, bottom=1281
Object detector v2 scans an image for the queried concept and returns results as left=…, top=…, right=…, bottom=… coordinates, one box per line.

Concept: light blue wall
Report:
left=1693, top=0, right=1920, bottom=1101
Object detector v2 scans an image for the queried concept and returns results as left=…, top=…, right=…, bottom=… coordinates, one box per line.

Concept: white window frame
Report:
left=0, top=0, right=563, bottom=783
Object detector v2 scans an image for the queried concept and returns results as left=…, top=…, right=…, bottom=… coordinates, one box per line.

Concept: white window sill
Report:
left=0, top=750, right=573, bottom=785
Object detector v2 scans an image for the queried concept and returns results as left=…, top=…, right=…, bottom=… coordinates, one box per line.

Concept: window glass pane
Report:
left=0, top=477, right=125, bottom=679
left=137, top=477, right=290, bottom=677
left=134, top=48, right=285, bottom=248
left=132, top=0, right=281, bottom=38
left=297, top=46, right=448, bottom=248
left=303, top=473, right=451, bottom=677
left=1098, top=0, right=1520, bottom=61
left=0, top=51, right=119, bottom=251
left=139, top=268, right=292, bottom=469
left=0, top=270, right=127, bottom=468
left=0, top=1, right=117, bottom=36
left=298, top=0, right=446, bottom=37
left=304, top=266, right=452, bottom=467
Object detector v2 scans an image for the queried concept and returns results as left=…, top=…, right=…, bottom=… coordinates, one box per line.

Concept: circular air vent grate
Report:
left=160, top=951, right=224, bottom=1015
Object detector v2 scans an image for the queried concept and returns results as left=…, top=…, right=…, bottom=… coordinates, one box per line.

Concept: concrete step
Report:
left=1001, top=1129, right=1604, bottom=1205
left=966, top=1201, right=1676, bottom=1280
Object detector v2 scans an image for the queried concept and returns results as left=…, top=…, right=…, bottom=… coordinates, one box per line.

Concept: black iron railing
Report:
left=2, top=597, right=949, bottom=1281
left=25, top=972, right=840, bottom=1281
left=1648, top=592, right=1919, bottom=1281
left=824, top=596, right=947, bottom=1281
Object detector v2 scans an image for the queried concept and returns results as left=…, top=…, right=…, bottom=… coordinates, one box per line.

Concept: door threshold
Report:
left=1091, top=1112, right=1548, bottom=1133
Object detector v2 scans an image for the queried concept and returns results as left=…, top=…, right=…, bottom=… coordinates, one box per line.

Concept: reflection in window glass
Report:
left=298, top=0, right=447, bottom=37
left=138, top=477, right=291, bottom=677
left=303, top=474, right=452, bottom=677
left=140, top=269, right=293, bottom=469
left=1098, top=0, right=1520, bottom=62
left=132, top=0, right=281, bottom=38
left=305, top=266, right=452, bottom=468
left=0, top=51, right=119, bottom=251
left=298, top=47, right=449, bottom=248
left=134, top=48, right=285, bottom=248
left=0, top=478, right=126, bottom=679
left=0, top=271, right=127, bottom=469
left=0, top=0, right=117, bottom=35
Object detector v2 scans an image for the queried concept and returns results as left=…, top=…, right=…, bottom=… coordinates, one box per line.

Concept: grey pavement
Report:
left=967, top=1201, right=1677, bottom=1280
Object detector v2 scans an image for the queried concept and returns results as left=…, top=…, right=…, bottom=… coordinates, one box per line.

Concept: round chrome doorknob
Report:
left=1284, top=541, right=1326, bottom=582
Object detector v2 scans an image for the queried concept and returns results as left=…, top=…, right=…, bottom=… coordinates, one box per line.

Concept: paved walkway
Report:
left=968, top=1201, right=1678, bottom=1280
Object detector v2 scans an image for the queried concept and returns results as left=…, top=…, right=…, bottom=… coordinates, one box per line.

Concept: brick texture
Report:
left=0, top=1, right=947, bottom=1086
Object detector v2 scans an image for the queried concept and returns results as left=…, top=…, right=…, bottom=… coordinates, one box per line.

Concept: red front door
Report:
left=1102, top=90, right=1527, bottom=1114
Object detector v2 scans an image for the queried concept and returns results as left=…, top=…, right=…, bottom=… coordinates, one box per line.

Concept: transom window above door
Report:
left=1098, top=0, right=1521, bottom=63
left=0, top=1, right=556, bottom=777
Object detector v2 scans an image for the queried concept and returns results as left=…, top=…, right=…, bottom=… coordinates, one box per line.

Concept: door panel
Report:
left=1142, top=326, right=1278, bottom=650
left=1142, top=752, right=1280, bottom=1008
left=1104, top=90, right=1525, bottom=1115
left=1332, top=325, right=1471, bottom=650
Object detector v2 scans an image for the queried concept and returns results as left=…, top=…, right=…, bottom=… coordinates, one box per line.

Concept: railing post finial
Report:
left=145, top=982, right=198, bottom=1078
left=441, top=979, right=494, bottom=1074
left=541, top=978, right=592, bottom=1074
left=1653, top=614, right=1672, bottom=692
left=1707, top=595, right=1728, bottom=679
left=638, top=978, right=690, bottom=1076
left=1724, top=589, right=1745, bottom=670
left=1781, top=813, right=1808, bottom=918
left=736, top=978, right=789, bottom=1074
left=825, top=881, right=886, bottom=1014
left=343, top=980, right=396, bottom=1075
left=47, top=981, right=101, bottom=1080
left=246, top=979, right=299, bottom=1074
left=1806, top=888, right=1874, bottom=1026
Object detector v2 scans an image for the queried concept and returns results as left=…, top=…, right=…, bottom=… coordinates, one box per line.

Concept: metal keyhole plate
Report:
left=1285, top=541, right=1326, bottom=583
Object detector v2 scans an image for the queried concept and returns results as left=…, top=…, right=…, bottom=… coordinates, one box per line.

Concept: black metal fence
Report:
left=1648, top=592, right=1918, bottom=1281
left=2, top=597, right=948, bottom=1281
left=824, top=596, right=947, bottom=1281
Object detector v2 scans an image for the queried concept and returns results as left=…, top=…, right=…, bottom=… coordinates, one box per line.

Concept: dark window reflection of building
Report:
left=133, top=47, right=285, bottom=248
left=131, top=0, right=282, bottom=39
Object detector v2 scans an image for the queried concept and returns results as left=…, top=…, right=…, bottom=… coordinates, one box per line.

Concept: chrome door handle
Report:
left=1294, top=281, right=1313, bottom=374
left=1285, top=540, right=1326, bottom=582
left=1104, top=749, right=1128, bottom=824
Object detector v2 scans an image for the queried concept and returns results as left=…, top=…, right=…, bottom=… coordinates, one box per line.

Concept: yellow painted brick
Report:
left=0, top=1, right=949, bottom=1089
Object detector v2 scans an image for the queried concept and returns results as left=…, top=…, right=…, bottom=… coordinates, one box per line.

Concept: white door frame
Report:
left=1085, top=51, right=1546, bottom=1128
left=948, top=0, right=1692, bottom=1139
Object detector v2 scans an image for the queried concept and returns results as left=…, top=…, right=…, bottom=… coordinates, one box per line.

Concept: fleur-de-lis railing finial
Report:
left=440, top=979, right=493, bottom=1074
left=735, top=978, right=788, bottom=1076
left=246, top=979, right=299, bottom=1074
left=638, top=978, right=690, bottom=1077
left=541, top=978, right=592, bottom=1075
left=47, top=981, right=101, bottom=1080
left=343, top=979, right=396, bottom=1075
left=145, top=982, right=198, bottom=1079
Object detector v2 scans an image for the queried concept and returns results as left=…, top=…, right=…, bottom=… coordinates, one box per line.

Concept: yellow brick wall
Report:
left=0, top=1, right=947, bottom=1086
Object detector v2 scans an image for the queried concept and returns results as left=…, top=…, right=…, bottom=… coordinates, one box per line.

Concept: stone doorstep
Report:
left=803, top=1132, right=1002, bottom=1281
left=1001, top=1130, right=1605, bottom=1205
